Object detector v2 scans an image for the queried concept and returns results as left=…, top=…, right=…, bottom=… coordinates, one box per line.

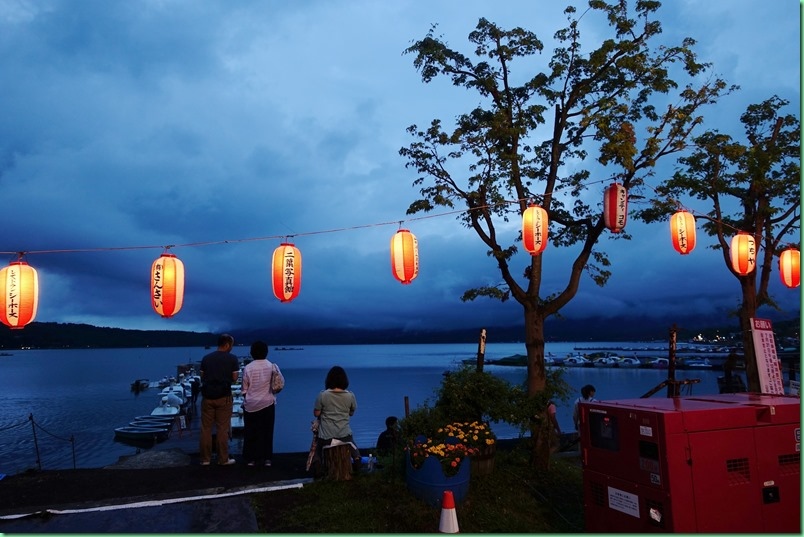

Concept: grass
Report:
left=251, top=442, right=585, bottom=533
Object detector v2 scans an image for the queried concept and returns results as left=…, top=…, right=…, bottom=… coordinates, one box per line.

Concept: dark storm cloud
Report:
left=0, top=0, right=798, bottom=333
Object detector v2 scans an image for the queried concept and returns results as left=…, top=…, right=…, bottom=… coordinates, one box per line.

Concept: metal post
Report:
left=28, top=413, right=42, bottom=471
left=404, top=396, right=409, bottom=418
left=667, top=324, right=679, bottom=397
left=476, top=328, right=487, bottom=372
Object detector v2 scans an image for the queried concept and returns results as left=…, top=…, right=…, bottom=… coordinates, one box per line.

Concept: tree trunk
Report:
left=525, top=308, right=549, bottom=469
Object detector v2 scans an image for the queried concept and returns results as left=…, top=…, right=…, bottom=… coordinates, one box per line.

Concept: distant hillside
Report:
left=0, top=315, right=797, bottom=350
left=0, top=322, right=216, bottom=349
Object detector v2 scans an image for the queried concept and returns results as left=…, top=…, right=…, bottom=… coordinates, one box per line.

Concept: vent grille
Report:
left=726, top=457, right=751, bottom=485
left=778, top=453, right=800, bottom=476
left=590, top=481, right=606, bottom=507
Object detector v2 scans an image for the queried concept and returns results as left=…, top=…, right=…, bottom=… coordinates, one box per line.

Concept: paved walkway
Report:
left=0, top=449, right=313, bottom=533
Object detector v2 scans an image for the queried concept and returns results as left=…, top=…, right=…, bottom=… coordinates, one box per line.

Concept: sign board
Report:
left=750, top=317, right=785, bottom=395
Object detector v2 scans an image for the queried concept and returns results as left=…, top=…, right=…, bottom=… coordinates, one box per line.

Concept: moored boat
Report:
left=617, top=357, right=642, bottom=368
left=114, top=425, right=170, bottom=442
left=563, top=355, right=592, bottom=367
left=684, top=358, right=713, bottom=369
left=592, top=356, right=621, bottom=367
left=151, top=396, right=181, bottom=417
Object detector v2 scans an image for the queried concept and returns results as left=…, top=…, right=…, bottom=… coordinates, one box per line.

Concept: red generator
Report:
left=580, top=393, right=800, bottom=533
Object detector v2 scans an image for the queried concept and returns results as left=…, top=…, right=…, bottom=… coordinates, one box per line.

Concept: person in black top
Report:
left=199, top=334, right=240, bottom=466
left=376, top=416, right=400, bottom=455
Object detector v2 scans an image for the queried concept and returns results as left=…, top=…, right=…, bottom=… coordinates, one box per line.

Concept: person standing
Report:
left=573, top=384, right=597, bottom=431
left=242, top=340, right=279, bottom=467
left=314, top=366, right=360, bottom=462
left=199, top=334, right=240, bottom=466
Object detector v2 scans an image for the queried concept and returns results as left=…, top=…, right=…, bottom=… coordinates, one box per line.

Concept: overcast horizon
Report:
left=0, top=0, right=799, bottom=335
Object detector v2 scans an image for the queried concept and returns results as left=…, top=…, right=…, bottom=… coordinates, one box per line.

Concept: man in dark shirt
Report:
left=199, top=334, right=240, bottom=466
left=376, top=416, right=400, bottom=455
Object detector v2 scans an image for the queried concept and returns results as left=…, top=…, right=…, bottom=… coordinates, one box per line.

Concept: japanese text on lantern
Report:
left=152, top=263, right=164, bottom=305
left=5, top=269, right=18, bottom=319
left=750, top=317, right=784, bottom=394
left=616, top=189, right=627, bottom=229
left=283, top=255, right=296, bottom=293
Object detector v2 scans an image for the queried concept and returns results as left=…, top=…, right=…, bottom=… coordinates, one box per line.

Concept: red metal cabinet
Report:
left=581, top=394, right=800, bottom=532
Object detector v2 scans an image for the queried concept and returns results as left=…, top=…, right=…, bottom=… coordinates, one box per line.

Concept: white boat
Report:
left=151, top=395, right=181, bottom=416
left=648, top=357, right=669, bottom=369
left=685, top=358, right=713, bottom=369
left=231, top=395, right=245, bottom=435
left=114, top=425, right=170, bottom=442
left=618, top=357, right=642, bottom=368
left=592, top=356, right=620, bottom=367
left=563, top=355, right=592, bottom=367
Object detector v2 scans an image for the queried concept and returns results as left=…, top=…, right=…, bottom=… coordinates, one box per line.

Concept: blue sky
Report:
left=0, top=0, right=800, bottom=334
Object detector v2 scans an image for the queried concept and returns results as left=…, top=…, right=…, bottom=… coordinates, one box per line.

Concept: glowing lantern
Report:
left=779, top=248, right=800, bottom=288
left=522, top=205, right=548, bottom=255
left=670, top=210, right=697, bottom=255
left=730, top=233, right=757, bottom=276
left=603, top=182, right=628, bottom=233
left=151, top=253, right=184, bottom=317
left=0, top=260, right=39, bottom=329
left=391, top=229, right=419, bottom=284
left=272, top=243, right=302, bottom=302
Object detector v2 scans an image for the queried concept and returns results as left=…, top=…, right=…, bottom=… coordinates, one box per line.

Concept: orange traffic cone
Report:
left=439, top=490, right=459, bottom=533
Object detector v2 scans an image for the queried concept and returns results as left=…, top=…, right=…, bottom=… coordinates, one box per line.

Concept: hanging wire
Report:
left=0, top=181, right=795, bottom=260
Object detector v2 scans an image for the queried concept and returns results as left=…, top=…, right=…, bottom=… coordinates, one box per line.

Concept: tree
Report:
left=399, top=1, right=733, bottom=467
left=635, top=96, right=801, bottom=392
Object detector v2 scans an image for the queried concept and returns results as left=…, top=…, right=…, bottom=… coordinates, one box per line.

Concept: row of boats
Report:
left=472, top=353, right=716, bottom=370
left=115, top=363, right=250, bottom=444
left=114, top=371, right=200, bottom=443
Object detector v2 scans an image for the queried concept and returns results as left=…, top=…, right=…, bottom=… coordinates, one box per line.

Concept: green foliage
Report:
left=253, top=442, right=585, bottom=533
left=399, top=2, right=734, bottom=400
left=400, top=364, right=571, bottom=440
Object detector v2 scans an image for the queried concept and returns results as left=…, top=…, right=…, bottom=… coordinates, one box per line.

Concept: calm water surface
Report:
left=0, top=342, right=731, bottom=475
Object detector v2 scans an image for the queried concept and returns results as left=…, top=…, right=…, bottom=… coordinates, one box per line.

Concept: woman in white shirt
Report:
left=242, top=341, right=280, bottom=467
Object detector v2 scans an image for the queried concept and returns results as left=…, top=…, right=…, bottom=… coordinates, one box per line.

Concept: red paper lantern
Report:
left=522, top=205, right=548, bottom=255
left=391, top=229, right=419, bottom=284
left=730, top=233, right=756, bottom=276
left=272, top=243, right=302, bottom=302
left=151, top=253, right=184, bottom=317
left=0, top=260, right=39, bottom=329
left=603, top=182, right=628, bottom=233
left=670, top=210, right=696, bottom=255
left=779, top=248, right=800, bottom=288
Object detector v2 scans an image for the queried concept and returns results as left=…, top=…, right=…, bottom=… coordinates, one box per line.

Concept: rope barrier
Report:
left=0, top=419, right=29, bottom=433
left=22, top=414, right=77, bottom=471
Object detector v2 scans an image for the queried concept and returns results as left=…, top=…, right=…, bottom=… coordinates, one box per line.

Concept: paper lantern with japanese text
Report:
left=522, top=205, right=548, bottom=255
left=0, top=260, right=39, bottom=329
left=778, top=248, right=800, bottom=288
left=670, top=210, right=697, bottom=255
left=730, top=233, right=757, bottom=276
left=151, top=253, right=184, bottom=317
left=391, top=229, right=418, bottom=284
left=603, top=182, right=628, bottom=233
left=272, top=243, right=302, bottom=302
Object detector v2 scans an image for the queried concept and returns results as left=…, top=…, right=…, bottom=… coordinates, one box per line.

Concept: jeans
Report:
left=199, top=395, right=233, bottom=464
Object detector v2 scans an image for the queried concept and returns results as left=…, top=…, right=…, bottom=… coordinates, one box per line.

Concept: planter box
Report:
left=405, top=452, right=470, bottom=507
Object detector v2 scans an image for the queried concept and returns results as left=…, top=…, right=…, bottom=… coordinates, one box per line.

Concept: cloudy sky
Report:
left=0, top=0, right=799, bottom=335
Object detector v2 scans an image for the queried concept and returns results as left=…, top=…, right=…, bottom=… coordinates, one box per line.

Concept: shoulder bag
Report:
left=271, top=363, right=285, bottom=394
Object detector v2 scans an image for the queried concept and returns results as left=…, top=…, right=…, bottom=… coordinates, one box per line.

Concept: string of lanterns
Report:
left=1, top=184, right=799, bottom=330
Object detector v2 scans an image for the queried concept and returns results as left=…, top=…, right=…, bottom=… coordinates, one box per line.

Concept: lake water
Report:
left=0, top=342, right=734, bottom=475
